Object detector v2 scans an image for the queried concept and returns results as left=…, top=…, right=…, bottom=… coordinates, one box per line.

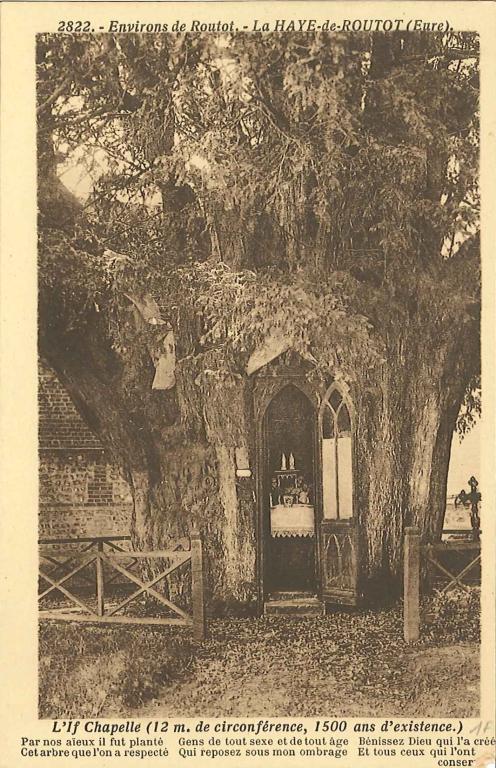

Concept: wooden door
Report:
left=318, top=385, right=360, bottom=606
left=320, top=519, right=359, bottom=605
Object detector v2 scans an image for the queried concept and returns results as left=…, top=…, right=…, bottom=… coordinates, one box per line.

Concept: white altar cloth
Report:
left=270, top=504, right=315, bottom=537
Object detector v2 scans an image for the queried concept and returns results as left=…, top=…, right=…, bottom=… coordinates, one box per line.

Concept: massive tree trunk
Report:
left=355, top=312, right=476, bottom=600
left=39, top=303, right=259, bottom=614
left=38, top=167, right=479, bottom=611
left=37, top=30, right=479, bottom=612
left=39, top=290, right=477, bottom=611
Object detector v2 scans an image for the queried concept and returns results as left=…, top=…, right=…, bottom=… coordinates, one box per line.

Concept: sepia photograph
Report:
left=35, top=27, right=482, bottom=722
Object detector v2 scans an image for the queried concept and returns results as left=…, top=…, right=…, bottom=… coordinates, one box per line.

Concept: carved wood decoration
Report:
left=321, top=519, right=359, bottom=605
left=252, top=350, right=323, bottom=418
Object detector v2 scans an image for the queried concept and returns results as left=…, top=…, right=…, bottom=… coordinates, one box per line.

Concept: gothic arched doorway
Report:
left=262, top=384, right=317, bottom=593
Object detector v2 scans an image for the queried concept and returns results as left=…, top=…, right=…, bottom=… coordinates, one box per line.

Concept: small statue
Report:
left=289, top=452, right=295, bottom=470
left=281, top=453, right=287, bottom=471
left=269, top=477, right=280, bottom=508
left=297, top=483, right=310, bottom=505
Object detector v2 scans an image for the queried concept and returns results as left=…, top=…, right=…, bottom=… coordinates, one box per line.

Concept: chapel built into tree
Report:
left=37, top=29, right=480, bottom=613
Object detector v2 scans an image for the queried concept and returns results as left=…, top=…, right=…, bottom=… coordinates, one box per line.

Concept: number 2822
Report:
left=57, top=21, right=92, bottom=32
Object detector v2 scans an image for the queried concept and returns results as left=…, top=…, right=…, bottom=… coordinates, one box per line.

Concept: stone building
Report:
left=38, top=360, right=132, bottom=540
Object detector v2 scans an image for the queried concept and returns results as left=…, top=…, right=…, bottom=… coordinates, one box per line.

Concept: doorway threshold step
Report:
left=264, top=595, right=325, bottom=617
left=269, top=591, right=318, bottom=601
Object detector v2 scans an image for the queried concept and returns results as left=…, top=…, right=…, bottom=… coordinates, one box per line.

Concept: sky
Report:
left=447, top=419, right=481, bottom=496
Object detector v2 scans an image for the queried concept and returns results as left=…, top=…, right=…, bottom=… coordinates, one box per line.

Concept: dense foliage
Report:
left=37, top=33, right=481, bottom=590
left=38, top=31, right=480, bottom=395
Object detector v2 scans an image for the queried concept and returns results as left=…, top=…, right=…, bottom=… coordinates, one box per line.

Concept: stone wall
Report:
left=39, top=361, right=133, bottom=540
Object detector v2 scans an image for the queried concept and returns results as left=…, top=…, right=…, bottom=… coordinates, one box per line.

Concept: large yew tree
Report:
left=37, top=31, right=480, bottom=606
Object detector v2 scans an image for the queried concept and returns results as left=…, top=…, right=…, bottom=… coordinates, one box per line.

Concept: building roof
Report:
left=38, top=360, right=104, bottom=451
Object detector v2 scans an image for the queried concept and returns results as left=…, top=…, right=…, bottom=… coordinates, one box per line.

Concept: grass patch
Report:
left=39, top=623, right=194, bottom=719
left=39, top=595, right=480, bottom=719
left=421, top=586, right=480, bottom=644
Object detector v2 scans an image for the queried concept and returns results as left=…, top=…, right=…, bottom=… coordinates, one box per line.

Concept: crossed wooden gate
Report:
left=403, top=526, right=481, bottom=642
left=38, top=531, right=205, bottom=639
left=425, top=540, right=481, bottom=593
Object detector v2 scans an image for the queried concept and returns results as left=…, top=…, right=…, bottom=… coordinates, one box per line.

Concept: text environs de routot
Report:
left=106, top=19, right=451, bottom=34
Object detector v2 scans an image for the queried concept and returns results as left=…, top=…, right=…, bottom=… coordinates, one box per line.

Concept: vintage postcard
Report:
left=1, top=2, right=495, bottom=767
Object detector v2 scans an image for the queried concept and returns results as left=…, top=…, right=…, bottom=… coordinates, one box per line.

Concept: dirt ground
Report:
left=134, top=614, right=479, bottom=718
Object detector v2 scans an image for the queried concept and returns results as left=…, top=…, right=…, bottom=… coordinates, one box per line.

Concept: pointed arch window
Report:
left=321, top=386, right=353, bottom=519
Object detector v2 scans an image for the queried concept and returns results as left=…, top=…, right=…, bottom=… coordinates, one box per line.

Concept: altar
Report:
left=269, top=457, right=315, bottom=538
left=270, top=504, right=315, bottom=537
left=265, top=430, right=317, bottom=590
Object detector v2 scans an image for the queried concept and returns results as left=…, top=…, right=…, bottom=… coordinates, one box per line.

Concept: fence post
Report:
left=404, top=526, right=420, bottom=643
left=96, top=540, right=105, bottom=617
left=191, top=528, right=206, bottom=641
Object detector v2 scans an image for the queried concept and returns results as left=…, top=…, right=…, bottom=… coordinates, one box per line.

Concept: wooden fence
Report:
left=38, top=531, right=206, bottom=640
left=403, top=526, right=481, bottom=642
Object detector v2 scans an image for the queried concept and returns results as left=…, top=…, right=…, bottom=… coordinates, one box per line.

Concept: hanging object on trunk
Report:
left=122, top=291, right=176, bottom=391
left=152, top=329, right=176, bottom=390
left=235, top=446, right=251, bottom=477
left=123, top=291, right=167, bottom=326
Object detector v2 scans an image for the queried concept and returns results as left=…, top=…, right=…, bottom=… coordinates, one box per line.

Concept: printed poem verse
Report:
left=19, top=719, right=496, bottom=765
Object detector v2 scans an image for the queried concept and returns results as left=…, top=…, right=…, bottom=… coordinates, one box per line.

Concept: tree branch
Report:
left=37, top=75, right=72, bottom=117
